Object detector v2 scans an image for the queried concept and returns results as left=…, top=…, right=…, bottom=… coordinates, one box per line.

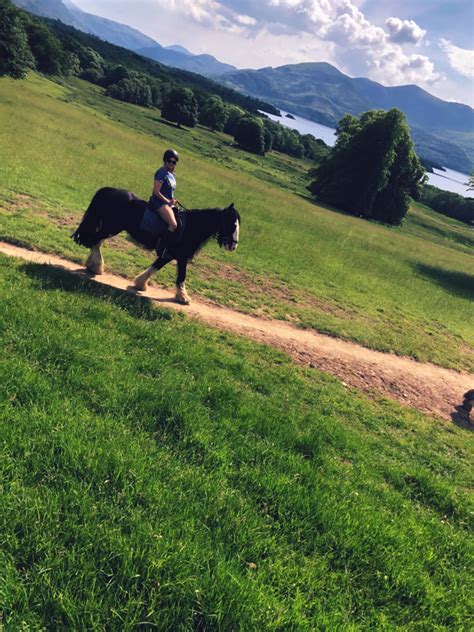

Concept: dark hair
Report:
left=163, top=149, right=179, bottom=162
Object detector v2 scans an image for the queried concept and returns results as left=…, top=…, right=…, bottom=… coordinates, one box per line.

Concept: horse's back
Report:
left=90, top=187, right=135, bottom=208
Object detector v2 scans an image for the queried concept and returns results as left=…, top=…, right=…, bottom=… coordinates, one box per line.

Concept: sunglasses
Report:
left=167, top=159, right=177, bottom=165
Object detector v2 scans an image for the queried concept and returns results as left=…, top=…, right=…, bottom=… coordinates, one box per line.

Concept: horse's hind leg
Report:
left=86, top=241, right=104, bottom=275
left=175, top=258, right=191, bottom=305
left=133, top=257, right=169, bottom=291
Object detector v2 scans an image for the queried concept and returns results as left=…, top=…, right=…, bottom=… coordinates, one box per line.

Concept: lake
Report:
left=262, top=109, right=473, bottom=198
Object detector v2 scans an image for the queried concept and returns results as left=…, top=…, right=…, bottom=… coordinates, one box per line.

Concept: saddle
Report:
left=140, top=205, right=185, bottom=258
left=140, top=205, right=185, bottom=239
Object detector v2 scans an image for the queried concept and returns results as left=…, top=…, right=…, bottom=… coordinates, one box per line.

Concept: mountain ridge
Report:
left=218, top=62, right=474, bottom=172
left=12, top=0, right=237, bottom=76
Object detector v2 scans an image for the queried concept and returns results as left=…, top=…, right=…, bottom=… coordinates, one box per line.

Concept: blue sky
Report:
left=72, top=0, right=474, bottom=106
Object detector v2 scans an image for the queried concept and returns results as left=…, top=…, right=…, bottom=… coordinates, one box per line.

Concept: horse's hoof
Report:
left=175, top=290, right=191, bottom=305
left=133, top=274, right=148, bottom=292
left=86, top=264, right=103, bottom=275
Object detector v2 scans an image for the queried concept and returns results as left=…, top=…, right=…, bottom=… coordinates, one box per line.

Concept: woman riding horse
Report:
left=149, top=148, right=180, bottom=259
left=72, top=187, right=240, bottom=305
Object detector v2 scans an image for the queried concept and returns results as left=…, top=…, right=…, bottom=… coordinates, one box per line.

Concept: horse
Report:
left=71, top=187, right=240, bottom=304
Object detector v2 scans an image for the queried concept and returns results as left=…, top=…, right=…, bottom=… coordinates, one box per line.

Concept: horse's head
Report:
left=218, top=203, right=240, bottom=252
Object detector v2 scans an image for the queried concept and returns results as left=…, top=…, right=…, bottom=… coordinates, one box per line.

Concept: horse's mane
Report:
left=179, top=207, right=225, bottom=253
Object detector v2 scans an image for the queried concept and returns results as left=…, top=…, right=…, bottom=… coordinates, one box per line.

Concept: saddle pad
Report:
left=140, top=207, right=168, bottom=237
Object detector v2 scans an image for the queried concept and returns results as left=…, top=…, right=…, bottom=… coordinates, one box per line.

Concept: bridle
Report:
left=217, top=207, right=239, bottom=250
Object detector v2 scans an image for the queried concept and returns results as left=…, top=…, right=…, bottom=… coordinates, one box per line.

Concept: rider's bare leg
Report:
left=157, top=204, right=177, bottom=232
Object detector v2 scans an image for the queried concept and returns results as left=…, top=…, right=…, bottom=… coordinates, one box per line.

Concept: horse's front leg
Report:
left=133, top=256, right=169, bottom=291
left=175, top=258, right=191, bottom=305
left=85, top=241, right=104, bottom=275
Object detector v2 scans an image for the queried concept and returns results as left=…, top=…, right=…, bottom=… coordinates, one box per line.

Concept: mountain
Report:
left=12, top=0, right=236, bottom=77
left=219, top=62, right=474, bottom=172
left=165, top=45, right=192, bottom=56
left=13, top=0, right=158, bottom=49
left=133, top=46, right=236, bottom=77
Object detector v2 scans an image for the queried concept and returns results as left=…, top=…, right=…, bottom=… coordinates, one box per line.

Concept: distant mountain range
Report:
left=218, top=63, right=474, bottom=173
left=13, top=0, right=474, bottom=172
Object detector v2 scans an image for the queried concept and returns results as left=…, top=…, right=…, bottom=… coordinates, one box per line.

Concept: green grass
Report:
left=1, top=255, right=473, bottom=629
left=0, top=73, right=473, bottom=372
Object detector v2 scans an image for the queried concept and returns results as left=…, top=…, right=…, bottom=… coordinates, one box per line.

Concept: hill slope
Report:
left=0, top=74, right=472, bottom=372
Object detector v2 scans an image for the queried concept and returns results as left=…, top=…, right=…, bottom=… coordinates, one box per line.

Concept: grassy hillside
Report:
left=1, top=255, right=472, bottom=629
left=0, top=73, right=473, bottom=371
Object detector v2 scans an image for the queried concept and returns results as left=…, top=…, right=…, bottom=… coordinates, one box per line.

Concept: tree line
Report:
left=418, top=184, right=474, bottom=225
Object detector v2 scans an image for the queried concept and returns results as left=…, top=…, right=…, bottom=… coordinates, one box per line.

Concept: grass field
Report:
left=1, top=255, right=472, bottom=629
left=0, top=74, right=473, bottom=371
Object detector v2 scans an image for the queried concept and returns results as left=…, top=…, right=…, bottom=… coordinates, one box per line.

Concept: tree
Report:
left=101, top=64, right=130, bottom=87
left=24, top=18, right=69, bottom=75
left=0, top=0, right=35, bottom=79
left=468, top=173, right=474, bottom=191
left=199, top=95, right=228, bottom=131
left=234, top=116, right=265, bottom=154
left=301, top=134, right=330, bottom=162
left=223, top=105, right=244, bottom=136
left=309, top=109, right=426, bottom=225
left=161, top=86, right=199, bottom=128
left=77, top=46, right=105, bottom=74
left=106, top=76, right=152, bottom=108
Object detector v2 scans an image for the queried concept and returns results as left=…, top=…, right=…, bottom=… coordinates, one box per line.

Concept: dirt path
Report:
left=2, top=241, right=472, bottom=423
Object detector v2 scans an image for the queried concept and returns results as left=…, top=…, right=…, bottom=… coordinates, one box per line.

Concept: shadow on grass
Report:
left=21, top=262, right=174, bottom=323
left=414, top=264, right=474, bottom=299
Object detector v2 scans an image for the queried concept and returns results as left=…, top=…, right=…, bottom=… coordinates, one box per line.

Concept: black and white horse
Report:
left=72, top=187, right=240, bottom=304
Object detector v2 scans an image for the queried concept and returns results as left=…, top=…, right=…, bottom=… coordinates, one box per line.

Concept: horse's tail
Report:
left=71, top=188, right=112, bottom=248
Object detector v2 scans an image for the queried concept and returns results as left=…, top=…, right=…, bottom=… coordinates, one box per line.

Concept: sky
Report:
left=71, top=0, right=474, bottom=107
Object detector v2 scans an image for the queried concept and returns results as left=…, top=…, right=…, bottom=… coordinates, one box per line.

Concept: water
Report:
left=426, top=168, right=473, bottom=198
left=262, top=109, right=337, bottom=147
left=262, top=109, right=473, bottom=198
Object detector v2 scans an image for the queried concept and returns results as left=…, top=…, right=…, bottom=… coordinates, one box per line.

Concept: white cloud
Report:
left=236, top=14, right=257, bottom=25
left=440, top=39, right=474, bottom=78
left=370, top=50, right=441, bottom=85
left=321, top=1, right=386, bottom=48
left=74, top=0, right=444, bottom=90
left=385, top=17, right=426, bottom=45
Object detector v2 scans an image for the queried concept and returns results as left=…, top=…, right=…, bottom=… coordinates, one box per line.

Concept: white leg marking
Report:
left=86, top=243, right=104, bottom=275
left=133, top=266, right=155, bottom=291
left=175, top=282, right=191, bottom=305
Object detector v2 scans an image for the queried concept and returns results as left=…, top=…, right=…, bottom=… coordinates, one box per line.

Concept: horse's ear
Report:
left=229, top=202, right=234, bottom=209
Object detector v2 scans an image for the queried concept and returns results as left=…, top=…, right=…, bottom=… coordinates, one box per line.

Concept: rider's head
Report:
left=163, top=149, right=179, bottom=169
